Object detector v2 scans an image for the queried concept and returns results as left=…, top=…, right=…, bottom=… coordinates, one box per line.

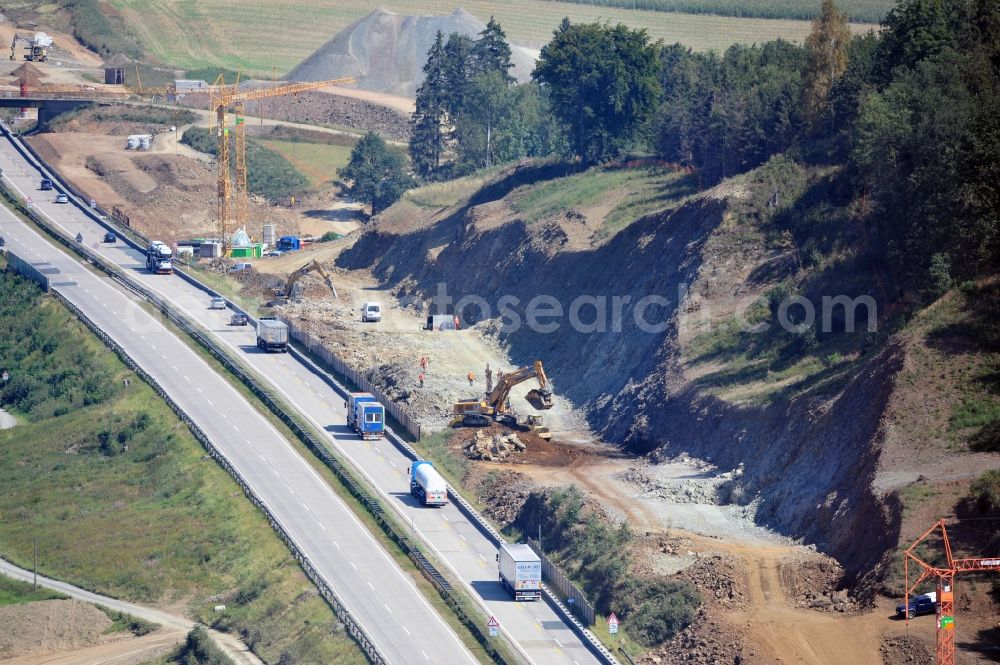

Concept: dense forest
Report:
left=347, top=0, right=996, bottom=304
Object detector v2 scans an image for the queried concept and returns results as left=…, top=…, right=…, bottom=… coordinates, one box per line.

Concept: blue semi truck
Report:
left=346, top=392, right=385, bottom=440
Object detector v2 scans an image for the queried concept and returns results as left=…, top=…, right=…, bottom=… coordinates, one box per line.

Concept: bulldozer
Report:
left=451, top=360, right=554, bottom=440
left=268, top=259, right=337, bottom=305
left=11, top=32, right=52, bottom=63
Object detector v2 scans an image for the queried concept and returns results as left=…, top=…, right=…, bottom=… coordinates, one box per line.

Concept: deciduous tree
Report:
left=533, top=20, right=660, bottom=164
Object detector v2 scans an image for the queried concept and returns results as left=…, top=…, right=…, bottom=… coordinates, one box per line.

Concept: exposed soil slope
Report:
left=337, top=161, right=958, bottom=584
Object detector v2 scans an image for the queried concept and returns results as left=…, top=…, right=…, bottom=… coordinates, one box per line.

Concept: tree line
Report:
left=340, top=0, right=998, bottom=297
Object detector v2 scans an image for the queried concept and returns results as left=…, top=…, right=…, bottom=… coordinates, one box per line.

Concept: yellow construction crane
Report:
left=208, top=75, right=355, bottom=251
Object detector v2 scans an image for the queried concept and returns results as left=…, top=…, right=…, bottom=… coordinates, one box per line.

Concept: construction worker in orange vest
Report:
left=467, top=370, right=475, bottom=387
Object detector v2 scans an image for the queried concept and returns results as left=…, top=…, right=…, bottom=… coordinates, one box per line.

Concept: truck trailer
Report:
left=256, top=317, right=288, bottom=352
left=497, top=543, right=542, bottom=601
left=276, top=235, right=301, bottom=251
left=409, top=461, right=449, bottom=506
left=145, top=241, right=173, bottom=274
left=346, top=392, right=384, bottom=440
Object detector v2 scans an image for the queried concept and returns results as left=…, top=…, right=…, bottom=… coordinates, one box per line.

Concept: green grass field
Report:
left=258, top=140, right=355, bottom=188
left=106, top=0, right=878, bottom=77
left=509, top=164, right=697, bottom=236
left=0, top=576, right=67, bottom=606
left=536, top=0, right=892, bottom=23
left=0, top=268, right=363, bottom=665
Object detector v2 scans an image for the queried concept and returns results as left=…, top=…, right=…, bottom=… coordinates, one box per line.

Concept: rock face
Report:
left=338, top=162, right=903, bottom=582
left=286, top=8, right=536, bottom=97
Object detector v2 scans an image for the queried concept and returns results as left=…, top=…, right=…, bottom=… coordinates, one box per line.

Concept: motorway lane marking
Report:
left=333, top=540, right=340, bottom=549
left=367, top=581, right=375, bottom=591
left=350, top=561, right=357, bottom=570
left=301, top=502, right=310, bottom=512
left=384, top=603, right=393, bottom=613
left=317, top=521, right=326, bottom=530
left=196, top=386, right=203, bottom=393
left=403, top=626, right=411, bottom=636
left=422, top=650, right=430, bottom=660
left=101, top=273, right=511, bottom=664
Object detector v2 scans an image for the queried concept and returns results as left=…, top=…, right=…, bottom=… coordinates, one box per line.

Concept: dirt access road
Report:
left=505, top=453, right=920, bottom=664
left=0, top=558, right=263, bottom=665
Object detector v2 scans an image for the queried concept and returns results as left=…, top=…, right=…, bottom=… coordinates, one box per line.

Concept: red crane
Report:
left=904, top=519, right=1000, bottom=665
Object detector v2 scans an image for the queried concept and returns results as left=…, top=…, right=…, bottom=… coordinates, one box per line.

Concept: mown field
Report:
left=539, top=0, right=893, bottom=23
left=259, top=139, right=356, bottom=188
left=105, top=0, right=878, bottom=76
left=0, top=267, right=363, bottom=665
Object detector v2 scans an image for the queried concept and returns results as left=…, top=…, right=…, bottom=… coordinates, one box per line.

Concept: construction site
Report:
left=0, top=2, right=996, bottom=665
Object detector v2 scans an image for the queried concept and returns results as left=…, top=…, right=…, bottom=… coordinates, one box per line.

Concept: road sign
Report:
left=608, top=612, right=619, bottom=635
left=487, top=615, right=499, bottom=637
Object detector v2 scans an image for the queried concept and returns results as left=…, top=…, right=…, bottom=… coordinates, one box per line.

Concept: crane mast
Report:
left=209, top=75, right=355, bottom=251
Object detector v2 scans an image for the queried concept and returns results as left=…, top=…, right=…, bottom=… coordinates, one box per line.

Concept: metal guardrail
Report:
left=283, top=331, right=621, bottom=665
left=0, top=186, right=391, bottom=665
left=0, top=124, right=618, bottom=665
left=0, top=170, right=517, bottom=665
left=527, top=539, right=596, bottom=626
left=280, top=320, right=423, bottom=440
left=46, top=289, right=390, bottom=665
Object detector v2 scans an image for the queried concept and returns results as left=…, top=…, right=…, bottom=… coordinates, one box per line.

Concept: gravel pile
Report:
left=286, top=8, right=535, bottom=97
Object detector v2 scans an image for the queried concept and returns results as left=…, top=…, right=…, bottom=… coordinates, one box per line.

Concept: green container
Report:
left=230, top=243, right=264, bottom=259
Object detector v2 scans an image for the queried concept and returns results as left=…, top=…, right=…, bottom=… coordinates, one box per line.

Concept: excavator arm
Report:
left=487, top=360, right=553, bottom=415
left=278, top=259, right=337, bottom=300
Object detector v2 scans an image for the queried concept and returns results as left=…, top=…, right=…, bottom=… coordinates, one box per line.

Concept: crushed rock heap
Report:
left=286, top=7, right=536, bottom=97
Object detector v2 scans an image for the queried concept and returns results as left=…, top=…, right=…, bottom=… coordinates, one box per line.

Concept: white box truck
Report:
left=256, top=317, right=288, bottom=352
left=497, top=543, right=542, bottom=601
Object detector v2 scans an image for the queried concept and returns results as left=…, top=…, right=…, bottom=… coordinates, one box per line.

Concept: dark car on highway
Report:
left=39, top=178, right=53, bottom=190
left=104, top=231, right=117, bottom=243
left=896, top=594, right=937, bottom=619
left=230, top=313, right=248, bottom=326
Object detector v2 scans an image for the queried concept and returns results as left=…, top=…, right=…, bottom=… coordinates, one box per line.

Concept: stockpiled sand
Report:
left=287, top=7, right=536, bottom=97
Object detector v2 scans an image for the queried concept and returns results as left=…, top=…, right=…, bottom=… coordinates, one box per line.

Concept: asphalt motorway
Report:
left=0, top=196, right=477, bottom=665
left=0, top=136, right=603, bottom=665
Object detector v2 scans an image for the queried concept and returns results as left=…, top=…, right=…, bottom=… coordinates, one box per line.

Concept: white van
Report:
left=362, top=302, right=382, bottom=322
left=229, top=262, right=253, bottom=272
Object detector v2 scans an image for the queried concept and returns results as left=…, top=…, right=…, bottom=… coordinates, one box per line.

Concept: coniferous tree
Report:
left=410, top=31, right=449, bottom=176
left=472, top=17, right=515, bottom=83
left=802, top=0, right=851, bottom=133
left=443, top=33, right=475, bottom=117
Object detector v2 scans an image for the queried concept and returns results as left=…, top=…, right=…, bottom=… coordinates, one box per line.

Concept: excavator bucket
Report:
left=525, top=389, right=554, bottom=410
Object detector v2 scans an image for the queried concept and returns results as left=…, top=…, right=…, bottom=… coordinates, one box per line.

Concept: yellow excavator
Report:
left=269, top=259, right=337, bottom=305
left=451, top=360, right=554, bottom=439
left=11, top=32, right=52, bottom=62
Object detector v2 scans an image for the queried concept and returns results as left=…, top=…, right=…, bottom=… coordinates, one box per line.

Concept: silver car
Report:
left=209, top=296, right=226, bottom=310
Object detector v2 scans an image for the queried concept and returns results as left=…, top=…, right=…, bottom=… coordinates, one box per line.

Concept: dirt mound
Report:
left=879, top=634, right=933, bottom=665
left=286, top=8, right=535, bottom=97
left=11, top=62, right=44, bottom=85
left=0, top=599, right=113, bottom=659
